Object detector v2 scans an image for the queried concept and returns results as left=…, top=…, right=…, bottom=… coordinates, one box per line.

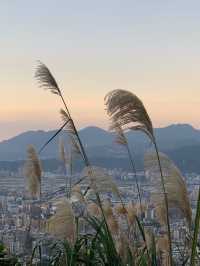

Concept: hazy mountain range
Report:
left=1, top=123, right=200, bottom=173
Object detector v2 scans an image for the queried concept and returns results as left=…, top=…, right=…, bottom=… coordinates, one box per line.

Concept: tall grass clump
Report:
left=105, top=89, right=173, bottom=265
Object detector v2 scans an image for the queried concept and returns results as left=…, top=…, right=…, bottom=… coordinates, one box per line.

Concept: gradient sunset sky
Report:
left=0, top=1, right=200, bottom=140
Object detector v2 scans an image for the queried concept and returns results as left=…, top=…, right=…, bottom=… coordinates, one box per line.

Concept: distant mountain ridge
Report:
left=1, top=123, right=200, bottom=173
left=0, top=123, right=200, bottom=160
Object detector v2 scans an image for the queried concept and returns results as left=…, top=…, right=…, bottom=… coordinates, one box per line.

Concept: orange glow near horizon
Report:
left=1, top=81, right=200, bottom=141
left=1, top=1, right=200, bottom=140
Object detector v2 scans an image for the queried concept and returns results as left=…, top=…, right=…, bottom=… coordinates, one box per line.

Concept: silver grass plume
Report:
left=70, top=185, right=85, bottom=203
left=106, top=215, right=119, bottom=235
left=60, top=108, right=75, bottom=135
left=102, top=200, right=119, bottom=235
left=110, top=122, right=127, bottom=146
left=35, top=62, right=90, bottom=180
left=114, top=204, right=130, bottom=239
left=105, top=89, right=173, bottom=264
left=144, top=229, right=154, bottom=251
left=144, top=152, right=192, bottom=227
left=60, top=108, right=89, bottom=165
left=35, top=62, right=88, bottom=165
left=60, top=109, right=82, bottom=157
left=126, top=202, right=136, bottom=225
left=156, top=234, right=169, bottom=253
left=24, top=145, right=42, bottom=198
left=35, top=61, right=61, bottom=95
left=47, top=199, right=76, bottom=243
left=114, top=203, right=127, bottom=216
left=105, top=89, right=154, bottom=141
left=82, top=166, right=120, bottom=197
left=87, top=202, right=101, bottom=218
left=115, top=233, right=129, bottom=261
left=35, top=62, right=73, bottom=155
left=69, top=135, right=83, bottom=158
left=156, top=235, right=170, bottom=266
left=35, top=62, right=71, bottom=116
left=102, top=199, right=113, bottom=217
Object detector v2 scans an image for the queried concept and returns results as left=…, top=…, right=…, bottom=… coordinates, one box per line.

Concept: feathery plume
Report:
left=87, top=202, right=101, bottom=218
left=60, top=108, right=75, bottom=135
left=102, top=199, right=113, bottom=218
left=107, top=215, right=119, bottom=235
left=47, top=199, right=76, bottom=243
left=144, top=229, right=154, bottom=251
left=35, top=61, right=90, bottom=168
left=60, top=108, right=86, bottom=161
left=69, top=135, right=82, bottom=158
left=110, top=122, right=127, bottom=146
left=105, top=89, right=154, bottom=141
left=144, top=152, right=192, bottom=227
left=156, top=234, right=169, bottom=253
left=126, top=202, right=136, bottom=225
left=72, top=184, right=82, bottom=193
left=35, top=62, right=90, bottom=171
left=115, top=233, right=129, bottom=260
left=35, top=62, right=61, bottom=95
left=102, top=200, right=119, bottom=235
left=114, top=203, right=127, bottom=216
left=82, top=166, right=120, bottom=197
left=70, top=185, right=85, bottom=203
left=156, top=235, right=170, bottom=266
left=60, top=107, right=89, bottom=166
left=24, top=145, right=42, bottom=198
left=153, top=199, right=168, bottom=226
left=35, top=62, right=74, bottom=156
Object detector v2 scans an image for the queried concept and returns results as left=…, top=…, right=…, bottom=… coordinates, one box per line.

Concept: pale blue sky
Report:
left=0, top=1, right=200, bottom=140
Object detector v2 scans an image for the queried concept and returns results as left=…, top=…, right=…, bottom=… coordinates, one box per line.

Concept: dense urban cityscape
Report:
left=0, top=167, right=199, bottom=264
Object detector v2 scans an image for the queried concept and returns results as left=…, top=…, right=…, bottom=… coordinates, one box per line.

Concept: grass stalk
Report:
left=125, top=143, right=142, bottom=216
left=154, top=140, right=173, bottom=266
left=190, top=187, right=200, bottom=266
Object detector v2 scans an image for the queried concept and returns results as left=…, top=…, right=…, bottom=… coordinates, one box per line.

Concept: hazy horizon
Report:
left=1, top=1, right=200, bottom=140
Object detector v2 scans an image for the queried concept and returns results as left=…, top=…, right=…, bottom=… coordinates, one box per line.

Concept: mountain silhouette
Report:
left=0, top=124, right=200, bottom=173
